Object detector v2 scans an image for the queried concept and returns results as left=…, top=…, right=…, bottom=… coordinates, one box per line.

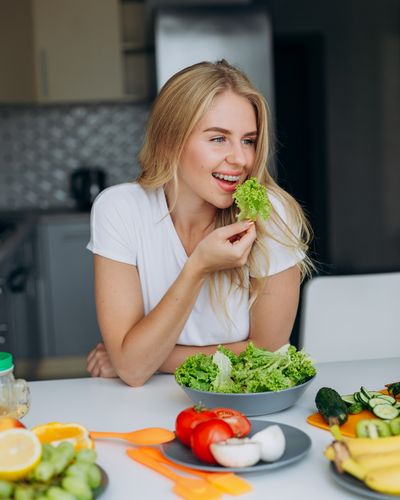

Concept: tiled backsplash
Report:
left=0, top=102, right=149, bottom=210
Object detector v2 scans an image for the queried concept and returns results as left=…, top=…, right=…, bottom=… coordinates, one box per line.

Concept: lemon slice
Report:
left=0, top=428, right=42, bottom=480
left=32, top=422, right=94, bottom=450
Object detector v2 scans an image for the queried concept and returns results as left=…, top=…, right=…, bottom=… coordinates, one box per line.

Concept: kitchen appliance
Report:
left=155, top=6, right=275, bottom=113
left=154, top=5, right=275, bottom=176
left=70, top=167, right=106, bottom=211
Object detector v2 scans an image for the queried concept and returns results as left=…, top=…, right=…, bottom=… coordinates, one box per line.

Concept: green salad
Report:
left=175, top=343, right=316, bottom=393
left=232, top=177, right=272, bottom=222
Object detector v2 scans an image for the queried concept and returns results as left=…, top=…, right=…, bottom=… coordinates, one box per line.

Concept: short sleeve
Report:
left=251, top=192, right=306, bottom=277
left=86, top=186, right=137, bottom=265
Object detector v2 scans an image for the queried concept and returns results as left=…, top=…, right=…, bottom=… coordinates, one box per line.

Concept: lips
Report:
left=212, top=172, right=241, bottom=193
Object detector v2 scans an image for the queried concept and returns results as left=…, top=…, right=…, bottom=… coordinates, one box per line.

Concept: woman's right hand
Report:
left=189, top=220, right=256, bottom=276
left=86, top=342, right=118, bottom=378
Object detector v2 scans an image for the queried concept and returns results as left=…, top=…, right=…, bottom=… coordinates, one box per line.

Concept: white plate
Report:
left=330, top=463, right=400, bottom=499
left=161, top=419, right=311, bottom=473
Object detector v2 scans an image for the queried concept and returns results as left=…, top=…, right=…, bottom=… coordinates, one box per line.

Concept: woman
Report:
left=86, top=59, right=312, bottom=386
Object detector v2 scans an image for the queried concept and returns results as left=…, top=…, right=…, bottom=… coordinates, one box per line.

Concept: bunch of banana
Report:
left=325, top=434, right=400, bottom=494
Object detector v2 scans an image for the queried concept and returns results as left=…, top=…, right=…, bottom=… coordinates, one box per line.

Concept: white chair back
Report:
left=298, top=272, right=400, bottom=362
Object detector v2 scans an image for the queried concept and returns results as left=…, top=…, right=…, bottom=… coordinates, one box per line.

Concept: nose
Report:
left=226, top=142, right=246, bottom=167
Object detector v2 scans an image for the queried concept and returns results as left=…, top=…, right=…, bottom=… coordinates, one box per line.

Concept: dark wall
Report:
left=260, top=0, right=400, bottom=273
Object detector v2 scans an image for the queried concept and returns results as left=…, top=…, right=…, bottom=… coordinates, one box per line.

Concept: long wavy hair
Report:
left=138, top=60, right=313, bottom=312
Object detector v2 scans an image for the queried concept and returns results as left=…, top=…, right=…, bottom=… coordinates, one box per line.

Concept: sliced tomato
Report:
left=175, top=405, right=217, bottom=447
left=212, top=408, right=251, bottom=437
left=190, top=418, right=234, bottom=464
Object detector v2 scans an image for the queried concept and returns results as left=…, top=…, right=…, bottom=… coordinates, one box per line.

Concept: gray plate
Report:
left=330, top=463, right=400, bottom=499
left=161, top=419, right=311, bottom=473
left=94, top=465, right=109, bottom=498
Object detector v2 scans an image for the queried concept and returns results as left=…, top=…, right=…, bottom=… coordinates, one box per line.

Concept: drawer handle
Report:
left=7, top=267, right=30, bottom=293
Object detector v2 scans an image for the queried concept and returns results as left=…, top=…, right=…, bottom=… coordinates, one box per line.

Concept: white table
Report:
left=23, top=358, right=399, bottom=500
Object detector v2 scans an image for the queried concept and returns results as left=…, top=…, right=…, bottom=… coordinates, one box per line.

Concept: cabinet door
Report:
left=38, top=219, right=100, bottom=357
left=8, top=236, right=40, bottom=360
left=32, top=0, right=123, bottom=102
left=0, top=235, right=39, bottom=361
left=0, top=0, right=36, bottom=102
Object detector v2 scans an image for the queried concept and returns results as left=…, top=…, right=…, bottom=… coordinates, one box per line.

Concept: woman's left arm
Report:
left=91, top=265, right=301, bottom=376
left=248, top=264, right=301, bottom=351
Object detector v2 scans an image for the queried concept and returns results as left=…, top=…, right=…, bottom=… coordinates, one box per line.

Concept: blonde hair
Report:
left=138, top=60, right=313, bottom=311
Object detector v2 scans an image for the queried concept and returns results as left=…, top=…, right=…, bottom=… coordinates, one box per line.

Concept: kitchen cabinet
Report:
left=0, top=0, right=150, bottom=103
left=37, top=215, right=101, bottom=357
left=120, top=0, right=154, bottom=100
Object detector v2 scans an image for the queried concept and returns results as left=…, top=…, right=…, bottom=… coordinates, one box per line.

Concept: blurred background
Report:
left=0, top=0, right=399, bottom=379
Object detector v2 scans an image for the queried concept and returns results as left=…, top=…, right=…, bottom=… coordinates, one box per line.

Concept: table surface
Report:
left=23, top=357, right=400, bottom=500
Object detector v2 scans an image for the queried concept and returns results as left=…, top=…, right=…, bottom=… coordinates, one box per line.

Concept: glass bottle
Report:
left=0, top=352, right=30, bottom=419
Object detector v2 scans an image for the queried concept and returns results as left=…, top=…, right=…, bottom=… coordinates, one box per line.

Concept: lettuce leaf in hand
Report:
left=233, top=177, right=272, bottom=222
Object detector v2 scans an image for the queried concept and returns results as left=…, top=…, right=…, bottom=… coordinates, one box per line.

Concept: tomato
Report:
left=190, top=418, right=234, bottom=464
left=175, top=406, right=217, bottom=447
left=212, top=408, right=252, bottom=437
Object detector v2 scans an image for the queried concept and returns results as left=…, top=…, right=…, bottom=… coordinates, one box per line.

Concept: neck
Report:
left=164, top=185, right=216, bottom=255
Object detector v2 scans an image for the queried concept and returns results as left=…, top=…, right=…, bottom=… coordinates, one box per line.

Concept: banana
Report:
left=356, top=450, right=400, bottom=471
left=324, top=441, right=367, bottom=480
left=365, top=465, right=400, bottom=494
left=324, top=445, right=335, bottom=461
left=325, top=436, right=400, bottom=494
left=342, top=434, right=400, bottom=456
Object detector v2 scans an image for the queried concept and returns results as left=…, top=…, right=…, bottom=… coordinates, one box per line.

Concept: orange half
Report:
left=32, top=422, right=94, bottom=450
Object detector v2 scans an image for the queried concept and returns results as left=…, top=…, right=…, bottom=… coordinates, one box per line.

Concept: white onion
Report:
left=251, top=425, right=286, bottom=462
left=210, top=438, right=261, bottom=467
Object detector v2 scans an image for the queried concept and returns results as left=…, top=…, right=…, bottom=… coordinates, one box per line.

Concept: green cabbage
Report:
left=175, top=343, right=316, bottom=393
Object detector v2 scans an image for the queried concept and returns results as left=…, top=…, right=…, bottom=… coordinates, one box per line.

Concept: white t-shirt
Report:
left=87, top=182, right=303, bottom=346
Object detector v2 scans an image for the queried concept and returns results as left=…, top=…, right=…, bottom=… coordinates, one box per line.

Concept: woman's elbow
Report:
left=116, top=365, right=153, bottom=387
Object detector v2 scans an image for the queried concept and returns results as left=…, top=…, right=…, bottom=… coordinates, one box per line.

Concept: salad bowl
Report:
left=175, top=342, right=317, bottom=416
left=178, top=375, right=315, bottom=416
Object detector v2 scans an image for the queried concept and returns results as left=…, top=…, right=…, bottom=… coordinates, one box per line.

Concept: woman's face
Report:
left=177, top=90, right=257, bottom=210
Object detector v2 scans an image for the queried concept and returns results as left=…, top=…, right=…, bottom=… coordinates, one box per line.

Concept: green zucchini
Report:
left=347, top=402, right=364, bottom=414
left=315, top=387, right=349, bottom=426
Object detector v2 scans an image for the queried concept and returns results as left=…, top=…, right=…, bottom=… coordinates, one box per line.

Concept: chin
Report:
left=212, top=198, right=235, bottom=211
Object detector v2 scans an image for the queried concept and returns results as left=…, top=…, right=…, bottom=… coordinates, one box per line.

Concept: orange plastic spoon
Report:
left=127, top=448, right=222, bottom=500
left=90, top=427, right=175, bottom=446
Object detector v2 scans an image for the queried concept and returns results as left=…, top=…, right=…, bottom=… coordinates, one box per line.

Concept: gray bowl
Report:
left=178, top=376, right=315, bottom=416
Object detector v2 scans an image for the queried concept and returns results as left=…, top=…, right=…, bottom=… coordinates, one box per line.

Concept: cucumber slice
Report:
left=341, top=394, right=356, bottom=406
left=375, top=394, right=396, bottom=405
left=372, top=404, right=400, bottom=420
left=357, top=391, right=370, bottom=406
left=360, top=386, right=372, bottom=400
left=368, top=397, right=393, bottom=409
left=369, top=391, right=385, bottom=397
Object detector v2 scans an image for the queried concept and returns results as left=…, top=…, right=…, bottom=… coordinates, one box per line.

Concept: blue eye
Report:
left=242, top=138, right=256, bottom=146
left=211, top=136, right=225, bottom=143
